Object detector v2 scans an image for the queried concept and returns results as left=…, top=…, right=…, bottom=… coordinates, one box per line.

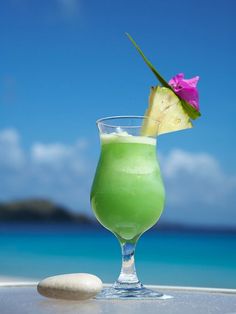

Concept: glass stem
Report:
left=113, top=241, right=142, bottom=289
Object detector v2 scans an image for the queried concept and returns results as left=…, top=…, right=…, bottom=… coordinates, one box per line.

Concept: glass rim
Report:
left=96, top=115, right=159, bottom=128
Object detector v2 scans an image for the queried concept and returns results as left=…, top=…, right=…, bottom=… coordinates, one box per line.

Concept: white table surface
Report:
left=0, top=282, right=236, bottom=314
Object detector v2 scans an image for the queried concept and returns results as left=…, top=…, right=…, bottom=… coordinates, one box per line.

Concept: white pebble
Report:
left=37, top=273, right=103, bottom=300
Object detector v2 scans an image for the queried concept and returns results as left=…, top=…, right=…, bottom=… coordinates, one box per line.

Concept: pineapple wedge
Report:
left=142, top=86, right=193, bottom=136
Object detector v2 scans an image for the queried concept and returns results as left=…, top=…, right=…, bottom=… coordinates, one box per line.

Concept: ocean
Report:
left=0, top=223, right=235, bottom=289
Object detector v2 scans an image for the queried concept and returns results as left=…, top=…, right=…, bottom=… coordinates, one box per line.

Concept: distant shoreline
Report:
left=0, top=221, right=236, bottom=235
left=1, top=199, right=236, bottom=235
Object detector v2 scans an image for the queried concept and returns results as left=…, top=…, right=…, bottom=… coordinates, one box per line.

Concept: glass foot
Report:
left=95, top=286, right=173, bottom=300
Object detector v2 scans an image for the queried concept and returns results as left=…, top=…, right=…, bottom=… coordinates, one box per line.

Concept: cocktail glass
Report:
left=90, top=116, right=168, bottom=299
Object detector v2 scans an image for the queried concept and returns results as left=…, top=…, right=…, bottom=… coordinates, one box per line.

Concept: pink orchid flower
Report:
left=169, top=73, right=200, bottom=111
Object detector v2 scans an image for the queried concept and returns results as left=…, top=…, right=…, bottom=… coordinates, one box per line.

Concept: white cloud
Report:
left=0, top=129, right=235, bottom=227
left=159, top=149, right=236, bottom=227
left=0, top=129, right=92, bottom=212
left=32, top=143, right=71, bottom=163
left=31, top=140, right=89, bottom=175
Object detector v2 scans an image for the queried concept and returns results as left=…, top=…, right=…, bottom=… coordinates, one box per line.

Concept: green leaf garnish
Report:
left=126, top=33, right=170, bottom=88
left=126, top=33, right=201, bottom=120
left=181, top=100, right=201, bottom=120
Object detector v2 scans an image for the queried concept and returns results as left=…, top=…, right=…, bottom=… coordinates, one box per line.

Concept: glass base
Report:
left=95, top=286, right=173, bottom=300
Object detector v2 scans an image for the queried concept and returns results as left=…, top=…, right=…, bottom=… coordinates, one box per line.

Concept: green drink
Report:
left=90, top=116, right=169, bottom=299
left=91, top=134, right=165, bottom=242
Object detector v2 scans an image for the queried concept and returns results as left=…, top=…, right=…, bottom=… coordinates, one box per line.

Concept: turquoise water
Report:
left=0, top=224, right=235, bottom=289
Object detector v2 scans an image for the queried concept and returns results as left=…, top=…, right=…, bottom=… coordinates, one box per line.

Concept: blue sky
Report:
left=0, top=0, right=235, bottom=227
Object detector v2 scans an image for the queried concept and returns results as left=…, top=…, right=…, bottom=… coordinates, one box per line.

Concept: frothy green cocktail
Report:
left=90, top=133, right=165, bottom=242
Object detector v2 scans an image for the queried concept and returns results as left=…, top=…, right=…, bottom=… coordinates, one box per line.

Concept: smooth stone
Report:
left=37, top=273, right=103, bottom=300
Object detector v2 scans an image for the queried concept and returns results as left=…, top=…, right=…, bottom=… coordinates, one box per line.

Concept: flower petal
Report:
left=169, top=73, right=200, bottom=111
